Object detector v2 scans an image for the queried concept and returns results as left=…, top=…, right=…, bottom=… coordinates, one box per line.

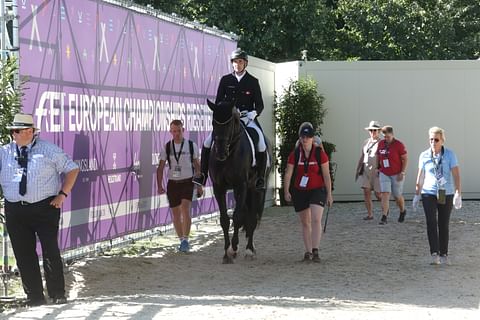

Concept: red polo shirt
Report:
left=377, top=138, right=407, bottom=176
left=288, top=145, right=329, bottom=190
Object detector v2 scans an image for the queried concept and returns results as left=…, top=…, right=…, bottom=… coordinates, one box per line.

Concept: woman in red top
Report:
left=283, top=123, right=333, bottom=262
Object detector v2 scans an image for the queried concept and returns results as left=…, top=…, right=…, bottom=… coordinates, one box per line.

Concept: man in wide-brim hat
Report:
left=0, top=113, right=79, bottom=306
left=6, top=113, right=39, bottom=130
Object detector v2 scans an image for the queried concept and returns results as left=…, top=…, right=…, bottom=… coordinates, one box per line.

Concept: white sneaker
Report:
left=430, top=253, right=440, bottom=265
left=440, top=255, right=450, bottom=265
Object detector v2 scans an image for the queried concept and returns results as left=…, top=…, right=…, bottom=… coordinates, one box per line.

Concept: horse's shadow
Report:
left=207, top=99, right=272, bottom=264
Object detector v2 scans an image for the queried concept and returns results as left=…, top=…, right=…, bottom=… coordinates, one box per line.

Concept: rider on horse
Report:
left=193, top=48, right=268, bottom=189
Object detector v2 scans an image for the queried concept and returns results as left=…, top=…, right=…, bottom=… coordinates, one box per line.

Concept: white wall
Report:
left=275, top=60, right=480, bottom=201
left=248, top=56, right=277, bottom=204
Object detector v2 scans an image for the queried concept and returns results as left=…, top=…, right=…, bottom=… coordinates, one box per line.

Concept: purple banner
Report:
left=18, top=0, right=236, bottom=250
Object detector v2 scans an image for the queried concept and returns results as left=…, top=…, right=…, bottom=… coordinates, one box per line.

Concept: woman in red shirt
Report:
left=283, top=123, right=333, bottom=262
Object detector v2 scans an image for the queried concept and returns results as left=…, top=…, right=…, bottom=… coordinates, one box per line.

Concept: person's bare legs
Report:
left=380, top=192, right=390, bottom=224
left=310, top=204, right=324, bottom=248
left=179, top=199, right=192, bottom=239
left=170, top=206, right=183, bottom=239
left=363, top=188, right=373, bottom=218
left=381, top=192, right=390, bottom=216
left=395, top=195, right=405, bottom=213
left=298, top=208, right=312, bottom=253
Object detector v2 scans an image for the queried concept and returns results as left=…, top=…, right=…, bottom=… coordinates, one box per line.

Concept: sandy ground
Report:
left=2, top=200, right=480, bottom=319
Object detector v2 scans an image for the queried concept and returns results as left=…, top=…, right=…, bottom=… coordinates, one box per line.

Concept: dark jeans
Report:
left=421, top=194, right=453, bottom=256
left=5, top=197, right=65, bottom=300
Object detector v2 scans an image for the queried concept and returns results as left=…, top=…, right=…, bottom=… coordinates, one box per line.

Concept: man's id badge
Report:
left=172, top=165, right=182, bottom=178
left=383, top=159, right=390, bottom=168
left=300, top=176, right=309, bottom=188
left=438, top=176, right=447, bottom=186
left=12, top=168, right=23, bottom=182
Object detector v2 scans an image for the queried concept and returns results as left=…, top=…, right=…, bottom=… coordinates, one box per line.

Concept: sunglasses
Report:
left=430, top=138, right=440, bottom=143
left=368, top=129, right=378, bottom=132
left=10, top=128, right=31, bottom=134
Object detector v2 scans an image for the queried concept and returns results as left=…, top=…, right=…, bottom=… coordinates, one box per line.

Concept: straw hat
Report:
left=6, top=113, right=39, bottom=131
left=364, top=120, right=381, bottom=130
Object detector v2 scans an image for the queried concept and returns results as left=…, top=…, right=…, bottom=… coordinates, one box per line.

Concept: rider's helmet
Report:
left=230, top=48, right=248, bottom=62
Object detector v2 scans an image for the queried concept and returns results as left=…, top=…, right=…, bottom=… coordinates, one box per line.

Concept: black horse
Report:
left=207, top=99, right=271, bottom=264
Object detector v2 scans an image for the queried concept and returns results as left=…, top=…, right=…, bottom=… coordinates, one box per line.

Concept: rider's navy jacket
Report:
left=215, top=71, right=264, bottom=115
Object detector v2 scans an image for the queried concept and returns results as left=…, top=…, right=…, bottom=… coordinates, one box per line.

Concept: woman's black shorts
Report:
left=291, top=187, right=327, bottom=212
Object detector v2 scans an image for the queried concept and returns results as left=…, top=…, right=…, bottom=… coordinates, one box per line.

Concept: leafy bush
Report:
left=274, top=77, right=336, bottom=204
left=0, top=56, right=22, bottom=145
left=0, top=56, right=23, bottom=200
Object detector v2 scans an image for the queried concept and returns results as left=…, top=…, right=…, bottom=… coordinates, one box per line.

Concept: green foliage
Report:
left=0, top=56, right=22, bottom=146
left=136, top=0, right=337, bottom=62
left=135, top=0, right=480, bottom=61
left=274, top=77, right=329, bottom=182
left=333, top=0, right=480, bottom=60
left=0, top=56, right=23, bottom=201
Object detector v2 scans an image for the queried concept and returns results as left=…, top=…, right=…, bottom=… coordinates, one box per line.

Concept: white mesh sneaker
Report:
left=431, top=253, right=441, bottom=265
left=440, top=255, right=450, bottom=265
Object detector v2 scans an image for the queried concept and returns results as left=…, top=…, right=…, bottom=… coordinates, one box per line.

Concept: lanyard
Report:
left=172, top=139, right=184, bottom=165
left=301, top=145, right=314, bottom=175
left=431, top=146, right=444, bottom=179
left=383, top=140, right=391, bottom=158
left=365, top=139, right=379, bottom=155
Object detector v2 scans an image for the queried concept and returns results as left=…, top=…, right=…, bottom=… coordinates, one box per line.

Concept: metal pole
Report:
left=0, top=0, right=5, bottom=57
left=1, top=210, right=11, bottom=299
left=11, top=0, right=19, bottom=89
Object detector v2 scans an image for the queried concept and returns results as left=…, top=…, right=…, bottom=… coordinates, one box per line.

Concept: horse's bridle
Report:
left=213, top=115, right=242, bottom=158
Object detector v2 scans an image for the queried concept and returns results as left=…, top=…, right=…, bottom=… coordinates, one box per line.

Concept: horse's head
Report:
left=207, top=99, right=240, bottom=161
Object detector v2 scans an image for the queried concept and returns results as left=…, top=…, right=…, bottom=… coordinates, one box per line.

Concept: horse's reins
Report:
left=213, top=114, right=243, bottom=154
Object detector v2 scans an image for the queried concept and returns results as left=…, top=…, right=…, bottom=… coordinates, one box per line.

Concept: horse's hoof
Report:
left=222, top=256, right=234, bottom=264
left=227, top=246, right=238, bottom=259
left=245, top=249, right=256, bottom=260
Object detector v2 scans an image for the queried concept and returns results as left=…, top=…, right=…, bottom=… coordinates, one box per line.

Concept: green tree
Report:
left=134, top=0, right=480, bottom=61
left=0, top=56, right=23, bottom=199
left=135, top=0, right=337, bottom=62
left=0, top=56, right=22, bottom=145
left=333, top=0, right=480, bottom=60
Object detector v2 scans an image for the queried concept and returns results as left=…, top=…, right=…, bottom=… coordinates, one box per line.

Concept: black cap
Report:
left=300, top=125, right=315, bottom=137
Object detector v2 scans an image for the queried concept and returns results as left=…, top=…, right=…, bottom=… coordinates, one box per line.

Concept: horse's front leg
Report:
left=215, top=187, right=232, bottom=264
left=231, top=182, right=248, bottom=258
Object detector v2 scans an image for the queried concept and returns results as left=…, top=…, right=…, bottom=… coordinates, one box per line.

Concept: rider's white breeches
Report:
left=247, top=121, right=266, bottom=152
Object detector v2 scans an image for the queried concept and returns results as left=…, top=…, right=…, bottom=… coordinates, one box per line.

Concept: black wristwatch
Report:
left=58, top=190, right=68, bottom=197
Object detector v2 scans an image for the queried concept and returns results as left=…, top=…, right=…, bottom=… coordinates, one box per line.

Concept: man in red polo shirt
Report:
left=376, top=125, right=408, bottom=225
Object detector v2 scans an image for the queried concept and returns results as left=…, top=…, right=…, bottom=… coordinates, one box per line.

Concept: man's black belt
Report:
left=5, top=196, right=55, bottom=206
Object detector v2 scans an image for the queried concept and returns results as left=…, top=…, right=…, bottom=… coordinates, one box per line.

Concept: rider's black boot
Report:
left=255, top=151, right=267, bottom=190
left=193, top=147, right=210, bottom=186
